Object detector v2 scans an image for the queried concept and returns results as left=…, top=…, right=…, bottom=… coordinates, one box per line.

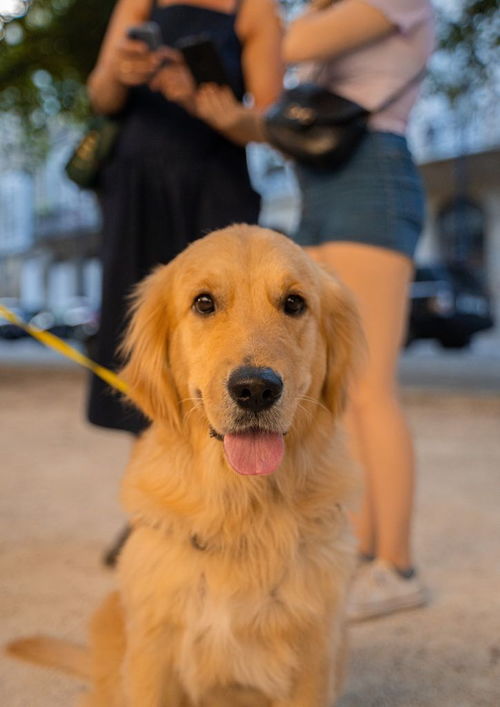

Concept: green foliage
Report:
left=434, top=0, right=500, bottom=103
left=0, top=0, right=498, bottom=146
left=0, top=0, right=115, bottom=128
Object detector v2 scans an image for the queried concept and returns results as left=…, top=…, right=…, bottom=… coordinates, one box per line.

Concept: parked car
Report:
left=0, top=299, right=30, bottom=340
left=28, top=298, right=99, bottom=342
left=61, top=298, right=99, bottom=341
left=407, top=263, right=494, bottom=349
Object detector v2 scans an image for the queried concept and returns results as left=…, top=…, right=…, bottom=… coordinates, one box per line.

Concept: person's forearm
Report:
left=217, top=107, right=266, bottom=146
left=87, top=68, right=129, bottom=115
left=283, top=1, right=394, bottom=64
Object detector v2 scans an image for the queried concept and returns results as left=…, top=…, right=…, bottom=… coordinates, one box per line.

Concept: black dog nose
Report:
left=228, top=366, right=283, bottom=413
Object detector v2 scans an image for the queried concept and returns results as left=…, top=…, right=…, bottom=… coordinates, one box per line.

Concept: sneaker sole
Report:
left=348, top=590, right=429, bottom=623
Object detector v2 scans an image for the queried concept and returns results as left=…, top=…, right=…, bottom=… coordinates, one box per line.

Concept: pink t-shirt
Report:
left=303, top=0, right=435, bottom=135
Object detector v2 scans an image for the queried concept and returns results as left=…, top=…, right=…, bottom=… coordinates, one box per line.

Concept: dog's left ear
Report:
left=119, top=264, right=181, bottom=429
left=320, top=270, right=365, bottom=417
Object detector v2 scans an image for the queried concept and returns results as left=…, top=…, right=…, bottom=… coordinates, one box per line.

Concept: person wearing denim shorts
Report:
left=283, top=0, right=434, bottom=621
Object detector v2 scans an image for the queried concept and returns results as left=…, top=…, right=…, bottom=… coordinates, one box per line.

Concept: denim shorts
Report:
left=293, top=131, right=425, bottom=259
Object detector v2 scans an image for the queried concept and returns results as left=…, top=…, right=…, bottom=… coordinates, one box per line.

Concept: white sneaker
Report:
left=347, top=559, right=428, bottom=622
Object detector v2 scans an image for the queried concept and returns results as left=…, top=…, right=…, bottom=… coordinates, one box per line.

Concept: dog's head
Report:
left=120, top=225, right=361, bottom=476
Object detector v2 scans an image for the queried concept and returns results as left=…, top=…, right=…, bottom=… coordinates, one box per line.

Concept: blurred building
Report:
left=0, top=117, right=101, bottom=314
left=0, top=82, right=499, bottom=335
left=408, top=78, right=500, bottom=311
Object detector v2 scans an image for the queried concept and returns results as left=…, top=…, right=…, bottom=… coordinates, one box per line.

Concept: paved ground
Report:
left=1, top=362, right=499, bottom=707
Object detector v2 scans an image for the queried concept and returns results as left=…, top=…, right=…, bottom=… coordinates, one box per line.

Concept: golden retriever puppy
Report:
left=9, top=224, right=362, bottom=707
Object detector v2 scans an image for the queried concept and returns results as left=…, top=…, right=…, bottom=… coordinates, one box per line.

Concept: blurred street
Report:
left=1, top=326, right=499, bottom=392
left=0, top=338, right=499, bottom=706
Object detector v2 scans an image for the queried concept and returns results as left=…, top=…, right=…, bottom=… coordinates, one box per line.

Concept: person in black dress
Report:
left=86, top=0, right=283, bottom=433
left=86, top=0, right=283, bottom=562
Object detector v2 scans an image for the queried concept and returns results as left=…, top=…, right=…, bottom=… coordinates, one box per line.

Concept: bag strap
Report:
left=313, top=60, right=427, bottom=116
left=372, top=65, right=428, bottom=114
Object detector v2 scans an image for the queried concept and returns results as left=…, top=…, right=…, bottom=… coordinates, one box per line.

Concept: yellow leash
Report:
left=0, top=304, right=129, bottom=395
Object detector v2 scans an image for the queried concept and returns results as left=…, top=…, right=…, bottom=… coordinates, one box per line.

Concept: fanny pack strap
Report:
left=373, top=65, right=428, bottom=114
left=313, top=62, right=427, bottom=115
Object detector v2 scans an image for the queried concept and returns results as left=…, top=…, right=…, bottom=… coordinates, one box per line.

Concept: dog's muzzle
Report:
left=208, top=367, right=286, bottom=476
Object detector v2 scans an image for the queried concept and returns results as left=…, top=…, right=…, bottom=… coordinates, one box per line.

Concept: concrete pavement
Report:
left=0, top=364, right=499, bottom=706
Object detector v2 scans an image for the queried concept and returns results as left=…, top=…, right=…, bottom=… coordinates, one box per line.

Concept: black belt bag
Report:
left=265, top=83, right=369, bottom=169
left=264, top=68, right=426, bottom=170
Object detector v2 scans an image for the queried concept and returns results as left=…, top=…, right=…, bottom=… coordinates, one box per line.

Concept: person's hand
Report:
left=113, top=38, right=163, bottom=87
left=149, top=50, right=196, bottom=108
left=194, top=84, right=245, bottom=132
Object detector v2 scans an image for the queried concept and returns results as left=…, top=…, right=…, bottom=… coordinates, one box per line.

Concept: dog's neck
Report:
left=122, top=413, right=356, bottom=547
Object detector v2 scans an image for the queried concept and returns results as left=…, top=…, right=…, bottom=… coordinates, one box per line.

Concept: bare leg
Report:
left=306, top=243, right=415, bottom=570
left=343, top=406, right=376, bottom=559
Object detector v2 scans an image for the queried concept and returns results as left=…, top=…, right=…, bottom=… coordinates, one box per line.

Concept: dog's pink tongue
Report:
left=223, top=431, right=285, bottom=476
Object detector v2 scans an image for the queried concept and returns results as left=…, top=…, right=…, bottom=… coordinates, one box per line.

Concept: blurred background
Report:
left=0, top=0, right=499, bottom=369
left=1, top=5, right=499, bottom=706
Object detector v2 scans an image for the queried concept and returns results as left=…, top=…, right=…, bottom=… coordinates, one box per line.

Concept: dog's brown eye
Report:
left=284, top=294, right=306, bottom=316
left=193, top=293, right=216, bottom=315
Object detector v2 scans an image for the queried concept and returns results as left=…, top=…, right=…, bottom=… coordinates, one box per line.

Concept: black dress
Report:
left=87, top=3, right=260, bottom=434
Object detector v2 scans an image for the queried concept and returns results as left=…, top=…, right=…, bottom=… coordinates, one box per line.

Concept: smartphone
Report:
left=127, top=21, right=162, bottom=51
left=176, top=34, right=229, bottom=87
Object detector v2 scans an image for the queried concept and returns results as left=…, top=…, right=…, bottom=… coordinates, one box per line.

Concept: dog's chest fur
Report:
left=121, top=506, right=346, bottom=702
left=119, top=428, right=355, bottom=702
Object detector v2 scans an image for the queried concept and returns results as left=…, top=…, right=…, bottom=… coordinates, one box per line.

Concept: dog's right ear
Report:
left=119, top=264, right=181, bottom=429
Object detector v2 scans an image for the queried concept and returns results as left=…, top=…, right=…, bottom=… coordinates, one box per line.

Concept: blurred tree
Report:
left=432, top=0, right=499, bottom=103
left=0, top=0, right=114, bottom=130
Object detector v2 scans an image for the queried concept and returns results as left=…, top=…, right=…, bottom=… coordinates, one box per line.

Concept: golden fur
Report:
left=9, top=225, right=362, bottom=706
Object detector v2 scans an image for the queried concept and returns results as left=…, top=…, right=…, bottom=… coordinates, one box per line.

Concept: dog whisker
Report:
left=296, top=401, right=313, bottom=420
left=289, top=402, right=313, bottom=430
left=180, top=397, right=204, bottom=425
left=183, top=406, right=201, bottom=425
left=297, top=394, right=330, bottom=415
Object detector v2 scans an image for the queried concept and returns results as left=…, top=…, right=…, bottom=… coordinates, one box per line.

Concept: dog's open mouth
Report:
left=219, top=428, right=285, bottom=476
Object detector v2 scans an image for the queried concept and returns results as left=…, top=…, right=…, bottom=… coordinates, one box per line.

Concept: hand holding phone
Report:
left=116, top=25, right=163, bottom=87
left=175, top=34, right=230, bottom=88
left=127, top=22, right=162, bottom=52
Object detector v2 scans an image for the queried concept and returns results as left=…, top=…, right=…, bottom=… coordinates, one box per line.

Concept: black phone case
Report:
left=176, top=35, right=229, bottom=87
left=127, top=22, right=162, bottom=51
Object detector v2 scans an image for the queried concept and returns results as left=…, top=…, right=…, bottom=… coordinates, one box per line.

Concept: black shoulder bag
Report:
left=65, top=116, right=121, bottom=189
left=264, top=68, right=426, bottom=170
